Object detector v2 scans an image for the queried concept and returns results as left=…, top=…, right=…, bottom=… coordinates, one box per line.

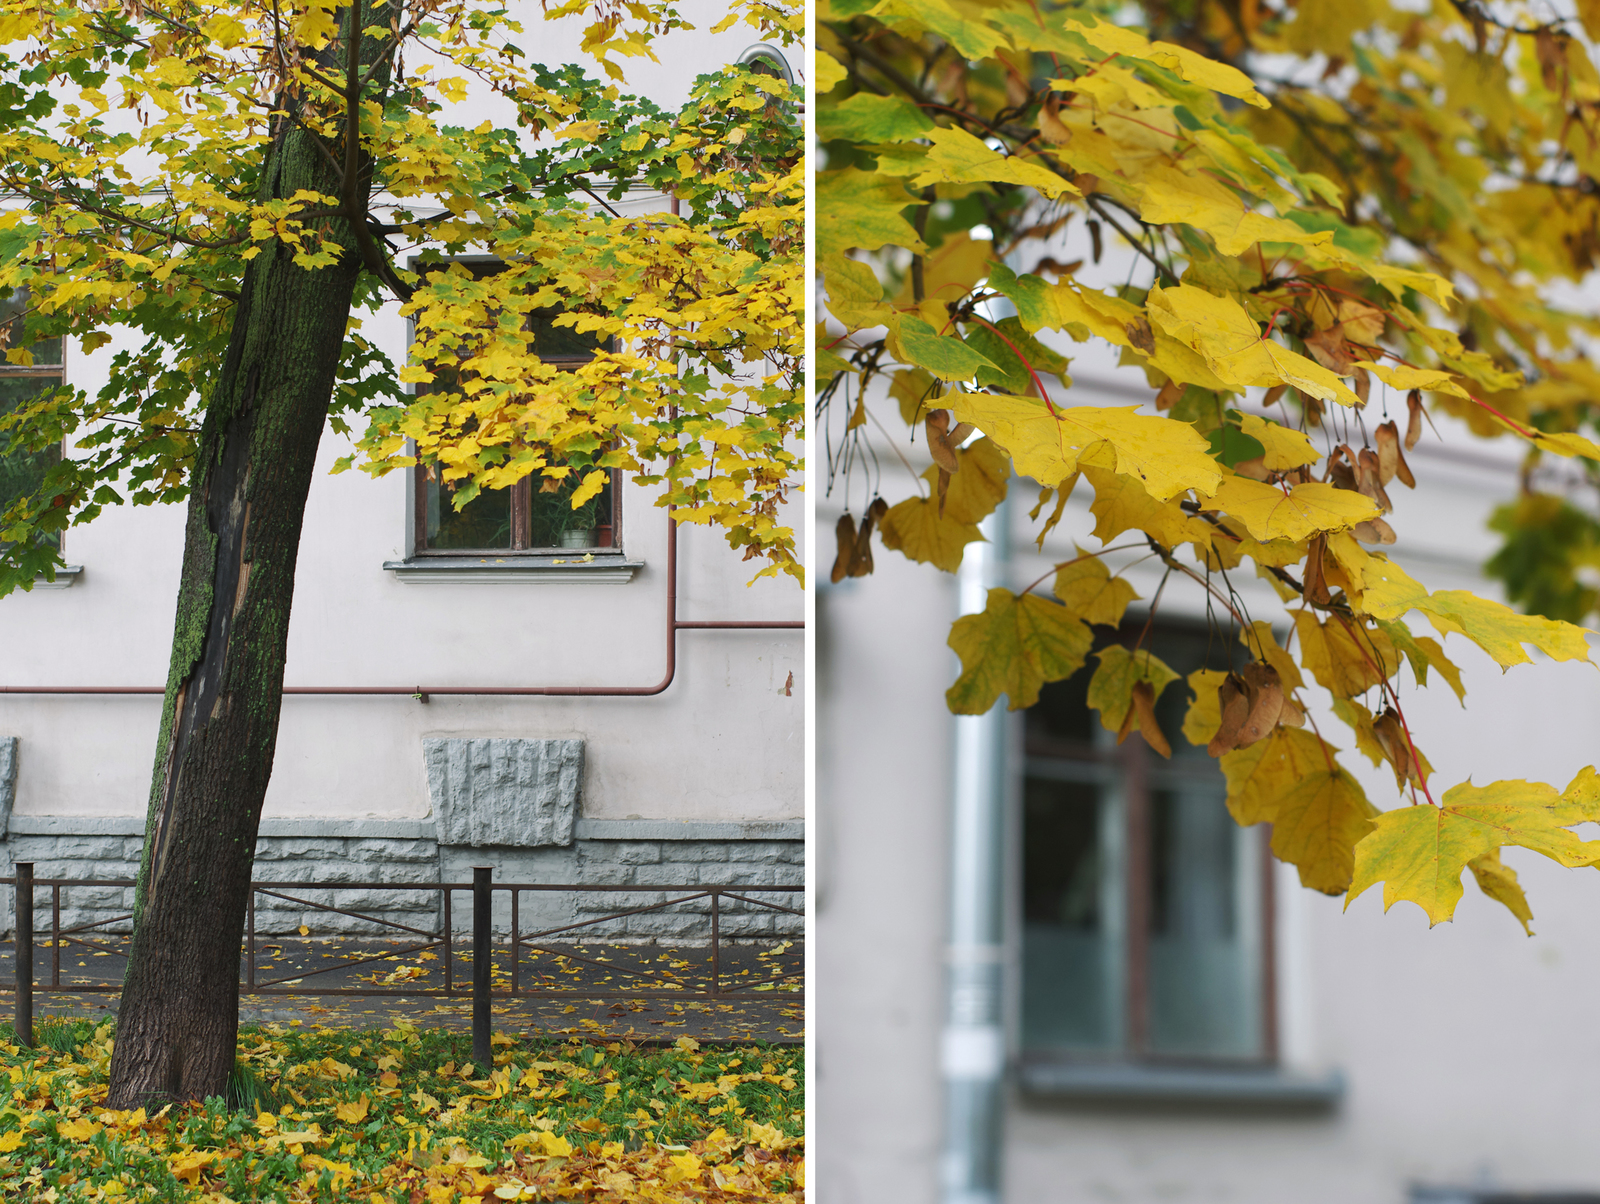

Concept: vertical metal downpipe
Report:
left=941, top=503, right=1009, bottom=1204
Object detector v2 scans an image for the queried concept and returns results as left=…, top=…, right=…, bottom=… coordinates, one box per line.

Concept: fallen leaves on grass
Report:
left=0, top=1019, right=804, bottom=1202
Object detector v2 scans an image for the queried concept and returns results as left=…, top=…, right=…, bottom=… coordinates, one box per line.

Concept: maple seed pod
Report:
left=1405, top=389, right=1425, bottom=450
left=1303, top=534, right=1332, bottom=606
left=1262, top=383, right=1287, bottom=407
left=1375, top=420, right=1414, bottom=488
left=1372, top=707, right=1414, bottom=789
left=1128, top=680, right=1172, bottom=759
left=831, top=513, right=857, bottom=585
left=1207, top=673, right=1252, bottom=757
left=1236, top=662, right=1285, bottom=745
left=1155, top=379, right=1184, bottom=411
left=1352, top=517, right=1398, bottom=545
left=1355, top=447, right=1393, bottom=512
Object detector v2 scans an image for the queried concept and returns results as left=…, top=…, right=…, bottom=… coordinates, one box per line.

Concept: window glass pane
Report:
left=1022, top=772, right=1125, bottom=1053
left=528, top=475, right=612, bottom=549
left=0, top=288, right=63, bottom=366
left=1021, top=622, right=1267, bottom=1063
left=528, top=309, right=608, bottom=361
left=425, top=476, right=512, bottom=550
left=1147, top=785, right=1263, bottom=1058
left=0, top=375, right=62, bottom=548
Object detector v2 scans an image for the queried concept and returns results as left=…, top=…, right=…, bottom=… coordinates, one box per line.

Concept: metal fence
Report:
left=2, top=862, right=803, bottom=1063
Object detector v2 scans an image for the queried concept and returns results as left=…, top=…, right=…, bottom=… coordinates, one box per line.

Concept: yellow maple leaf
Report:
left=946, top=587, right=1094, bottom=714
left=1221, top=727, right=1337, bottom=826
left=1293, top=610, right=1399, bottom=698
left=1147, top=284, right=1361, bottom=405
left=1202, top=476, right=1379, bottom=542
left=1083, top=466, right=1213, bottom=551
left=1139, top=167, right=1326, bottom=256
left=1271, top=763, right=1379, bottom=894
left=1052, top=548, right=1140, bottom=627
left=878, top=495, right=982, bottom=574
left=1350, top=779, right=1600, bottom=925
left=1182, top=668, right=1229, bottom=746
left=1237, top=412, right=1320, bottom=471
left=952, top=393, right=1220, bottom=501
left=334, top=1095, right=369, bottom=1124
left=1085, top=644, right=1179, bottom=736
left=537, top=1130, right=573, bottom=1157
left=55, top=1117, right=101, bottom=1141
left=1467, top=849, right=1534, bottom=935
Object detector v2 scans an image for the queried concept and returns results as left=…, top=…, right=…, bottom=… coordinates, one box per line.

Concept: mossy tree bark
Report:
left=104, top=121, right=365, bottom=1107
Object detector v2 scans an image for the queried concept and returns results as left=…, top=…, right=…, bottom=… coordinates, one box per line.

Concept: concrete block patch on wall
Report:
left=0, top=737, right=15, bottom=838
left=425, top=737, right=583, bottom=848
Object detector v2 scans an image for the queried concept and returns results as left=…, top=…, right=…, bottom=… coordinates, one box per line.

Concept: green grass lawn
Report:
left=0, top=1017, right=804, bottom=1201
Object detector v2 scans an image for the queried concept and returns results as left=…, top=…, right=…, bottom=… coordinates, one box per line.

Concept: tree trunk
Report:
left=105, top=121, right=363, bottom=1107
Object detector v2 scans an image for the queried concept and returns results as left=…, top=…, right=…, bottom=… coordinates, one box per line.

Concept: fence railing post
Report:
left=14, top=863, right=32, bottom=1048
left=472, top=865, right=492, bottom=1069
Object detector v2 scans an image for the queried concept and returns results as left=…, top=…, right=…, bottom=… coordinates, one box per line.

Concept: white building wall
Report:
left=817, top=374, right=1600, bottom=1203
left=0, top=6, right=803, bottom=933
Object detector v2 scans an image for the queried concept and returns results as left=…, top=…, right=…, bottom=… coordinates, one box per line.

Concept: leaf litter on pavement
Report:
left=0, top=1017, right=803, bottom=1201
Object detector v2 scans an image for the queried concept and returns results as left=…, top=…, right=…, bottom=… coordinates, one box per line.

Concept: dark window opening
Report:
left=0, top=288, right=64, bottom=551
left=408, top=262, right=619, bottom=555
left=1021, top=622, right=1273, bottom=1065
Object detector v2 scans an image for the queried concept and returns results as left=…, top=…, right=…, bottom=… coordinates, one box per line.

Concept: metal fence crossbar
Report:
left=251, top=937, right=448, bottom=991
left=251, top=888, right=441, bottom=941
left=3, top=865, right=803, bottom=1056
left=715, top=892, right=804, bottom=916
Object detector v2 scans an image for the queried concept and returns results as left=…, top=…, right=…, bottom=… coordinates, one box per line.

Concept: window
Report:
left=409, top=262, right=619, bottom=556
left=0, top=287, right=64, bottom=550
left=1021, top=622, right=1272, bottom=1065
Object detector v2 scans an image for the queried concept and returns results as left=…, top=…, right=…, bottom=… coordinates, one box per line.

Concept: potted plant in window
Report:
left=558, top=492, right=603, bottom=548
left=530, top=479, right=606, bottom=549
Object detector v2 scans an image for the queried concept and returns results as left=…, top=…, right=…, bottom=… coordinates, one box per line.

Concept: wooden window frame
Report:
left=405, top=257, right=622, bottom=557
left=1019, top=626, right=1278, bottom=1069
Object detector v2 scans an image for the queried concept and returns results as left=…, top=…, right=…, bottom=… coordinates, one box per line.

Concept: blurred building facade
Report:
left=817, top=371, right=1600, bottom=1204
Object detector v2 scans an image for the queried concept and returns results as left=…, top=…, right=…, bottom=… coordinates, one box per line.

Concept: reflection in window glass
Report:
left=425, top=478, right=513, bottom=550
left=0, top=288, right=64, bottom=549
left=1022, top=770, right=1124, bottom=1053
left=1021, top=623, right=1267, bottom=1063
left=1148, top=785, right=1262, bottom=1058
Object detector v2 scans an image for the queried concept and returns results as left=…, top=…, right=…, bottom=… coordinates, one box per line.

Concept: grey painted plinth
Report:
left=425, top=737, right=584, bottom=848
left=0, top=816, right=803, bottom=944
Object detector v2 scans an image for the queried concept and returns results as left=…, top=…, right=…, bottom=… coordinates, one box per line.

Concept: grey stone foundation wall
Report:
left=0, top=816, right=804, bottom=945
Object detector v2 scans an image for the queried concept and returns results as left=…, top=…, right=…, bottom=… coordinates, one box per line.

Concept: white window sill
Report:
left=382, top=555, right=643, bottom=584
left=32, top=565, right=83, bottom=590
left=1019, top=1060, right=1344, bottom=1109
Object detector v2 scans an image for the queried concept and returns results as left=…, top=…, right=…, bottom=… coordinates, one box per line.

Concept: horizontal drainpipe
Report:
left=1, top=512, right=801, bottom=700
